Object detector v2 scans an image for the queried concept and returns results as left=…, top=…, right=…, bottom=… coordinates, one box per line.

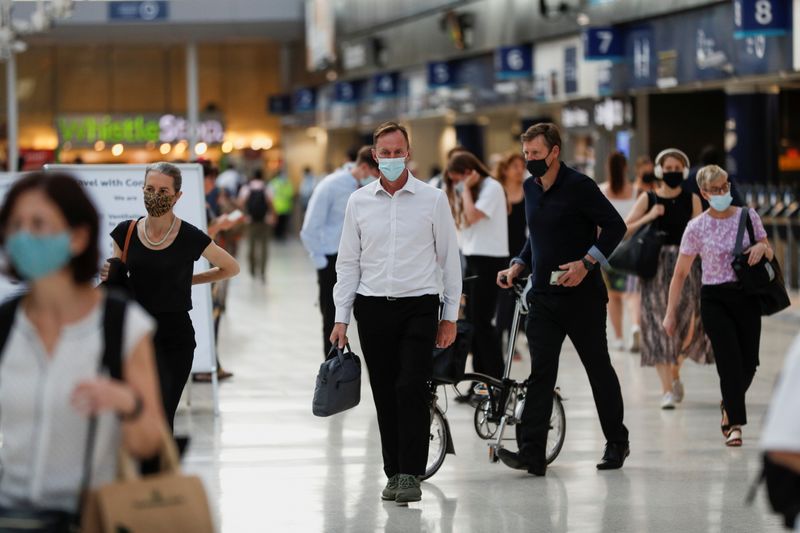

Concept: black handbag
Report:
left=731, top=208, right=790, bottom=316
left=432, top=319, right=472, bottom=384
left=312, top=344, right=361, bottom=417
left=608, top=193, right=666, bottom=279
left=101, top=219, right=138, bottom=294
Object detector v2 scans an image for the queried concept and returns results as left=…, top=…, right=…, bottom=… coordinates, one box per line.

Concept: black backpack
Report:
left=245, top=188, right=269, bottom=221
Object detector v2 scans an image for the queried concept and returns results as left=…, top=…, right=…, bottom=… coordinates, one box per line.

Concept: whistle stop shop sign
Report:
left=55, top=114, right=225, bottom=147
left=109, top=1, right=169, bottom=21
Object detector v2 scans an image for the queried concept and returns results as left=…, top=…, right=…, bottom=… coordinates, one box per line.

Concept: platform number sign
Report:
left=584, top=27, right=624, bottom=61
left=373, top=72, right=399, bottom=98
left=733, top=0, right=791, bottom=38
left=495, top=45, right=533, bottom=80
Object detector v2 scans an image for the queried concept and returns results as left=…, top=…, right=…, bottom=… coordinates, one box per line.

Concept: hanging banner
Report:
left=109, top=1, right=169, bottom=21
left=293, top=88, right=317, bottom=113
left=564, top=46, right=579, bottom=94
left=495, top=44, right=533, bottom=80
left=427, top=61, right=458, bottom=88
left=583, top=27, right=625, bottom=61
left=334, top=81, right=362, bottom=104
left=373, top=72, right=400, bottom=99
left=268, top=94, right=292, bottom=115
left=733, top=0, right=792, bottom=38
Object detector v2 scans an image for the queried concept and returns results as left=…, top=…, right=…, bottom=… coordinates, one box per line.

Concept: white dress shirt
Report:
left=300, top=170, right=359, bottom=270
left=334, top=174, right=462, bottom=323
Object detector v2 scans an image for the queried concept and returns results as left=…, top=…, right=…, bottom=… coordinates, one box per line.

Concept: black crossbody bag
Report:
left=0, top=291, right=126, bottom=533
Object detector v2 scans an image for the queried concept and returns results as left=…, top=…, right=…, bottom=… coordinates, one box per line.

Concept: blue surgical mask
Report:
left=378, top=157, right=406, bottom=182
left=454, top=182, right=465, bottom=194
left=5, top=231, right=72, bottom=281
left=360, top=176, right=377, bottom=187
left=708, top=191, right=733, bottom=212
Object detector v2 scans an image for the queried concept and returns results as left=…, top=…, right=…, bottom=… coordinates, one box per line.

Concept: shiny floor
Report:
left=177, top=241, right=794, bottom=533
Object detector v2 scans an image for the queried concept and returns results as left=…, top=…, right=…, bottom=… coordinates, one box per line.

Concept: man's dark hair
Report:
left=356, top=146, right=378, bottom=169
left=346, top=145, right=360, bottom=162
left=520, top=122, right=562, bottom=150
left=699, top=145, right=721, bottom=166
left=253, top=169, right=264, bottom=181
left=0, top=172, right=99, bottom=283
left=373, top=121, right=410, bottom=148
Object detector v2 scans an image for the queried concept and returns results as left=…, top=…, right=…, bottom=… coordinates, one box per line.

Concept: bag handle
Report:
left=117, top=424, right=182, bottom=482
left=733, top=207, right=750, bottom=256
left=120, top=218, right=139, bottom=264
left=326, top=343, right=352, bottom=365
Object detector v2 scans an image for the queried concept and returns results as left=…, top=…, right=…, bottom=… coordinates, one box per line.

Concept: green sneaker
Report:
left=394, top=474, right=421, bottom=504
left=381, top=475, right=399, bottom=501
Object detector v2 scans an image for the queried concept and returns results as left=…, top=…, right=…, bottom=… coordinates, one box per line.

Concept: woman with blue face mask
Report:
left=0, top=172, right=165, bottom=527
left=623, top=149, right=714, bottom=411
left=663, top=165, right=773, bottom=447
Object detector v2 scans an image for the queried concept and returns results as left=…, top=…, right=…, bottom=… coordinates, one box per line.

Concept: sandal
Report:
left=725, top=427, right=742, bottom=447
left=720, top=402, right=730, bottom=437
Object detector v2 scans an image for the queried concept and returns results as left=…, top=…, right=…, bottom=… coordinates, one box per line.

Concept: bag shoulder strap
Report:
left=744, top=208, right=757, bottom=246
left=121, top=219, right=138, bottom=264
left=734, top=207, right=750, bottom=256
left=80, top=291, right=128, bottom=496
left=0, top=294, right=25, bottom=361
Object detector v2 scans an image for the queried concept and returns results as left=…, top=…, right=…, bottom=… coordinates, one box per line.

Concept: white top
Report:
left=334, top=174, right=462, bottom=323
left=0, top=299, right=154, bottom=512
left=762, top=334, right=800, bottom=453
left=300, top=170, right=360, bottom=269
left=461, top=177, right=509, bottom=257
left=603, top=185, right=638, bottom=218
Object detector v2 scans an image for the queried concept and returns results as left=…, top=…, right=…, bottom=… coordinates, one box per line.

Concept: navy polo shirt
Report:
left=514, top=162, right=626, bottom=295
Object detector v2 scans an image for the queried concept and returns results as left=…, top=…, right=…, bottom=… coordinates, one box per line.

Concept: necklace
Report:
left=143, top=215, right=177, bottom=247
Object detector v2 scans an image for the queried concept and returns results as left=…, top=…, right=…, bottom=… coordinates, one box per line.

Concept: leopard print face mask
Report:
left=143, top=190, right=175, bottom=217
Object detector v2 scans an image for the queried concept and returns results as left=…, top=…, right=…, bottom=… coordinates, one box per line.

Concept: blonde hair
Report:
left=696, top=164, right=727, bottom=191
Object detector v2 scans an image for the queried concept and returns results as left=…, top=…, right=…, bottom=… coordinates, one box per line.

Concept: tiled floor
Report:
left=178, top=240, right=795, bottom=533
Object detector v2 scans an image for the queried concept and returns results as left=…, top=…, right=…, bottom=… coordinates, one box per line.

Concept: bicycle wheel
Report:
left=546, top=393, right=566, bottom=465
left=422, top=405, right=448, bottom=480
left=473, top=397, right=499, bottom=440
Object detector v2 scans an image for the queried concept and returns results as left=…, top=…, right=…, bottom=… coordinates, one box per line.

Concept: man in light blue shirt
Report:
left=301, top=146, right=380, bottom=356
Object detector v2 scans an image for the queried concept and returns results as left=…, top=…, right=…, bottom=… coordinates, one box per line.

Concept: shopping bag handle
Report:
left=117, top=424, right=183, bottom=481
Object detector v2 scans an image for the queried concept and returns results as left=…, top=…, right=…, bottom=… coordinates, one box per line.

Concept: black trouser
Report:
left=465, top=255, right=507, bottom=380
left=518, top=290, right=629, bottom=463
left=248, top=221, right=271, bottom=279
left=354, top=294, right=439, bottom=478
left=317, top=254, right=337, bottom=357
left=153, top=311, right=197, bottom=429
left=700, top=284, right=761, bottom=426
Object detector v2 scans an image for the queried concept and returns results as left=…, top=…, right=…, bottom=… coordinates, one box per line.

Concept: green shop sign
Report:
left=56, top=114, right=225, bottom=147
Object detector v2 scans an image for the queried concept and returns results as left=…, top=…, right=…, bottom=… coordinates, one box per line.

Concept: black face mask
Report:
left=662, top=171, right=684, bottom=188
left=526, top=149, right=553, bottom=179
left=642, top=172, right=656, bottom=184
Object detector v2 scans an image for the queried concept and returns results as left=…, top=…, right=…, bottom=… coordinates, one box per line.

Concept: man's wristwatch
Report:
left=581, top=257, right=596, bottom=271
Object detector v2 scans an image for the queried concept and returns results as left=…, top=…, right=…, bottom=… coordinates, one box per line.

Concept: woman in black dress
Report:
left=494, top=152, right=527, bottom=356
left=104, top=162, right=239, bottom=427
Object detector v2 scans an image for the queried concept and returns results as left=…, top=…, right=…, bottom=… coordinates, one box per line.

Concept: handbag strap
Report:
left=80, top=292, right=127, bottom=499
left=733, top=208, right=750, bottom=256
left=120, top=219, right=139, bottom=264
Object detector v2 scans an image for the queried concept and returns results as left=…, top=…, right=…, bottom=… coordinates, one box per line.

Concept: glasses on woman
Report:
left=704, top=182, right=730, bottom=195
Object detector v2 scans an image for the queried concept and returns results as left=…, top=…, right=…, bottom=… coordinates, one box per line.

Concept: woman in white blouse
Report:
left=0, top=172, right=164, bottom=527
left=445, top=152, right=509, bottom=384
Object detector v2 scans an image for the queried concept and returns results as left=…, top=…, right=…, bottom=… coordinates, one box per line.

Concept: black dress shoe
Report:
left=497, top=449, right=546, bottom=476
left=596, top=442, right=630, bottom=470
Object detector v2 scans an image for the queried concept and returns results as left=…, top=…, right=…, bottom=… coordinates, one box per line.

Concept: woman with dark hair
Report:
left=445, top=152, right=509, bottom=385
left=102, top=162, right=240, bottom=428
left=494, top=152, right=527, bottom=357
left=0, top=172, right=164, bottom=524
left=600, top=152, right=637, bottom=351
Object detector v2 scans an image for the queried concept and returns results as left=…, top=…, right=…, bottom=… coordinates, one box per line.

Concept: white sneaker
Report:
left=661, top=392, right=676, bottom=410
left=672, top=379, right=685, bottom=403
left=610, top=338, right=625, bottom=351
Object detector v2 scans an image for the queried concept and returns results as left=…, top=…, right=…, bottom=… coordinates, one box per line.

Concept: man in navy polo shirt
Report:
left=497, top=122, right=630, bottom=475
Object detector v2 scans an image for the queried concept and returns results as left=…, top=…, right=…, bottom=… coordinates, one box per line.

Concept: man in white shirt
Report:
left=761, top=335, right=800, bottom=531
left=331, top=122, right=461, bottom=505
left=300, top=146, right=380, bottom=357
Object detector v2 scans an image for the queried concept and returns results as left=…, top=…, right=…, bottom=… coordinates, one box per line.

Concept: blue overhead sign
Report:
left=373, top=72, right=399, bottom=98
left=734, top=0, right=792, bottom=38
left=334, top=81, right=361, bottom=104
left=293, top=88, right=317, bottom=112
left=109, top=1, right=169, bottom=21
left=427, top=61, right=458, bottom=88
left=564, top=46, right=578, bottom=94
left=584, top=27, right=625, bottom=62
left=495, top=45, right=533, bottom=80
left=268, top=95, right=292, bottom=115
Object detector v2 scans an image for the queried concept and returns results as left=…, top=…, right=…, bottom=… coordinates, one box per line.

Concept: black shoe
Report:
left=596, top=442, right=630, bottom=470
left=497, top=449, right=546, bottom=476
